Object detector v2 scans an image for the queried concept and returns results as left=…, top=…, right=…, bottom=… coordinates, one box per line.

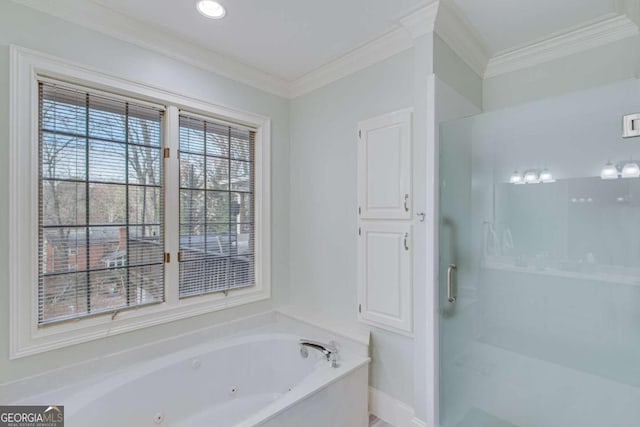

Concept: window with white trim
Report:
left=10, top=47, right=271, bottom=358
left=38, top=81, right=165, bottom=324
left=178, top=114, right=255, bottom=298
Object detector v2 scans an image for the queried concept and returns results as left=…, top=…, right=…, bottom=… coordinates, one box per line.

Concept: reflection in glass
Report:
left=439, top=79, right=640, bottom=427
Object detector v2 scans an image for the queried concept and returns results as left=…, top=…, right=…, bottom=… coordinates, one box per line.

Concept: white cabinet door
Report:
left=358, top=110, right=412, bottom=220
left=358, top=222, right=412, bottom=334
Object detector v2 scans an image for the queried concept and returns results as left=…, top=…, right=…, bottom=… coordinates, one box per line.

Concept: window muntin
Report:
left=11, top=47, right=271, bottom=358
left=38, top=81, right=165, bottom=324
left=178, top=114, right=255, bottom=298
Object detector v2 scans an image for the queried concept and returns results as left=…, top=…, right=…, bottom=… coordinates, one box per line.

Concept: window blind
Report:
left=38, top=81, right=165, bottom=325
left=178, top=113, right=255, bottom=298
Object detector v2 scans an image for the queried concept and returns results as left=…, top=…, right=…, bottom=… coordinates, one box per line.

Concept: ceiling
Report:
left=15, top=0, right=629, bottom=92
left=91, top=0, right=622, bottom=81
left=452, top=0, right=617, bottom=54
left=92, top=0, right=427, bottom=81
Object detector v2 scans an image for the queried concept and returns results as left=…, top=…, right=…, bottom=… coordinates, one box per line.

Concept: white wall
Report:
left=484, top=35, right=640, bottom=111
left=289, top=49, right=417, bottom=404
left=5, top=0, right=637, bottom=421
left=0, top=1, right=290, bottom=383
left=434, top=35, right=483, bottom=111
left=0, top=3, right=442, bottom=413
left=285, top=32, right=485, bottom=417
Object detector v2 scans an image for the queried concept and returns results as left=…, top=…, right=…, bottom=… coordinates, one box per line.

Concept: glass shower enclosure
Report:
left=439, top=78, right=640, bottom=427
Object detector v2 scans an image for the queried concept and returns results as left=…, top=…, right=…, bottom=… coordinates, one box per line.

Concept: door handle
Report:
left=447, top=264, right=457, bottom=303
left=404, top=194, right=409, bottom=212
left=404, top=233, right=409, bottom=251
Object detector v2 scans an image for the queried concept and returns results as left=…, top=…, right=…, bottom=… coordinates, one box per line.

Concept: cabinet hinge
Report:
left=164, top=252, right=171, bottom=263
left=163, top=148, right=170, bottom=158
left=177, top=252, right=183, bottom=262
left=358, top=304, right=362, bottom=313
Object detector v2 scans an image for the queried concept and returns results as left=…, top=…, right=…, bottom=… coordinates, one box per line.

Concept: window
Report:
left=39, top=81, right=165, bottom=324
left=10, top=47, right=271, bottom=358
left=178, top=114, right=255, bottom=298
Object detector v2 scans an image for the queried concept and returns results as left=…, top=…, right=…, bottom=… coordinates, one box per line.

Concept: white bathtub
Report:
left=3, top=310, right=370, bottom=427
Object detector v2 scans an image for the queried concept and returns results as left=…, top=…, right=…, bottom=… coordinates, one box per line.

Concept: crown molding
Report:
left=434, top=0, right=490, bottom=77
left=15, top=0, right=637, bottom=98
left=399, top=1, right=440, bottom=39
left=290, top=27, right=413, bottom=98
left=485, top=14, right=639, bottom=78
left=291, top=2, right=440, bottom=98
left=14, top=0, right=441, bottom=100
left=11, top=0, right=291, bottom=98
left=616, top=0, right=640, bottom=25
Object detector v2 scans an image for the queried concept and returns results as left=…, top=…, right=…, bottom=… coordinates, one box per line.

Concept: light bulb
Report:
left=524, top=170, right=539, bottom=184
left=197, top=0, right=226, bottom=19
left=600, top=162, right=619, bottom=180
left=509, top=171, right=523, bottom=184
left=621, top=162, right=640, bottom=178
left=539, top=169, right=555, bottom=183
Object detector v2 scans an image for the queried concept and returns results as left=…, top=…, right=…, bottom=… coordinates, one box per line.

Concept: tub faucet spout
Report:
left=299, top=339, right=339, bottom=368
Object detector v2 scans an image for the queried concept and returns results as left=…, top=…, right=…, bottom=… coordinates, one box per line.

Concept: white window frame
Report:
left=9, top=46, right=272, bottom=359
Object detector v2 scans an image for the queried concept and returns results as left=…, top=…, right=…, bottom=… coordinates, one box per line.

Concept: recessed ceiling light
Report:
left=197, top=0, right=226, bottom=19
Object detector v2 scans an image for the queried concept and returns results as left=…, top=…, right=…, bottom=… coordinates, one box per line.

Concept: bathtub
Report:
left=3, top=310, right=370, bottom=427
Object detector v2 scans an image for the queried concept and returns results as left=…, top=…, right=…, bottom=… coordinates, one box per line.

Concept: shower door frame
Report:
left=423, top=73, right=440, bottom=427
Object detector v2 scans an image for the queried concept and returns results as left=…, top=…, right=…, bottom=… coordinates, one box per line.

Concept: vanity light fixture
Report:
left=523, top=170, right=539, bottom=184
left=621, top=161, right=640, bottom=178
left=539, top=168, right=555, bottom=183
left=600, top=162, right=619, bottom=180
left=197, top=0, right=226, bottom=19
left=511, top=168, right=556, bottom=184
left=509, top=170, right=523, bottom=184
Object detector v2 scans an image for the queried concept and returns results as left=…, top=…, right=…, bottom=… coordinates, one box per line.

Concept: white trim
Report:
left=13, top=0, right=438, bottom=99
left=424, top=74, right=439, bottom=427
left=369, top=387, right=428, bottom=427
left=290, top=28, right=414, bottom=98
left=412, top=417, right=428, bottom=427
left=11, top=0, right=640, bottom=97
left=11, top=0, right=290, bottom=98
left=616, top=0, right=640, bottom=26
left=291, top=2, right=441, bottom=98
left=164, top=105, right=181, bottom=307
left=277, top=306, right=370, bottom=349
left=9, top=46, right=272, bottom=359
left=485, top=13, right=640, bottom=78
left=399, top=2, right=439, bottom=39
left=434, top=0, right=490, bottom=77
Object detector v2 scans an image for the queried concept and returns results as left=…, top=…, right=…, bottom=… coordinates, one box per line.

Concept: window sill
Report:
left=9, top=45, right=272, bottom=360
left=12, top=285, right=270, bottom=359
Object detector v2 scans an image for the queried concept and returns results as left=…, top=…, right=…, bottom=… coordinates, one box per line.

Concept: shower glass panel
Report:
left=439, top=78, right=640, bottom=427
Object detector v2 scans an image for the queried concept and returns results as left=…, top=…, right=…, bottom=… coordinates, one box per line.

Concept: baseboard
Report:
left=368, top=387, right=428, bottom=427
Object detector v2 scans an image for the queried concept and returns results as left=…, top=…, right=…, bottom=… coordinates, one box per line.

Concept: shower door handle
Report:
left=447, top=264, right=457, bottom=303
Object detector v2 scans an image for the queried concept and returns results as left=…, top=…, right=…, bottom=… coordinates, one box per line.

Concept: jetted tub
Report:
left=3, top=310, right=370, bottom=427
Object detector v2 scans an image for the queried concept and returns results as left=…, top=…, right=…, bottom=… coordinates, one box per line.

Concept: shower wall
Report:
left=439, top=78, right=640, bottom=427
